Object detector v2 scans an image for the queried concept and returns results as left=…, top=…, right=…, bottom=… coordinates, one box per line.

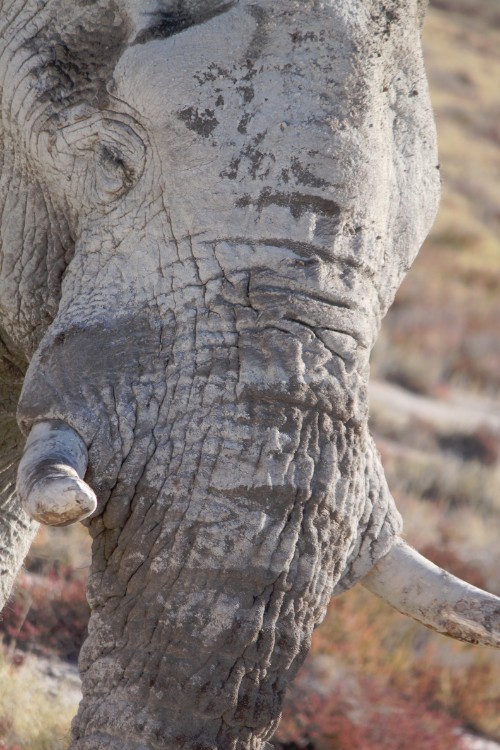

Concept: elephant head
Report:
left=1, top=0, right=499, bottom=748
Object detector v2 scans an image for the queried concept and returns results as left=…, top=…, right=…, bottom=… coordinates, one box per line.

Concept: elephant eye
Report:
left=96, top=143, right=135, bottom=199
left=49, top=108, right=147, bottom=207
left=99, top=145, right=127, bottom=174
left=90, top=119, right=146, bottom=203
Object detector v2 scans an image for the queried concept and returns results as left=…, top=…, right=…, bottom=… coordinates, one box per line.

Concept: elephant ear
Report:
left=0, top=325, right=38, bottom=609
left=0, top=132, right=74, bottom=357
left=0, top=52, right=76, bottom=607
left=0, top=0, right=135, bottom=354
left=0, top=59, right=78, bottom=598
left=0, top=0, right=133, bottom=608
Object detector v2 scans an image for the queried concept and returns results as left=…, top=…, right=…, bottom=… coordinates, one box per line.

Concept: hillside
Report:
left=372, top=0, right=500, bottom=396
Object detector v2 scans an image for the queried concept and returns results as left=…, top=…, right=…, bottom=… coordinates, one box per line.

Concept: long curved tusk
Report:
left=17, top=420, right=97, bottom=527
left=362, top=538, right=500, bottom=648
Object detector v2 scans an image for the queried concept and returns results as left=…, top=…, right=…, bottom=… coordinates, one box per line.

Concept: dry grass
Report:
left=26, top=524, right=91, bottom=576
left=425, top=0, right=500, bottom=257
left=0, top=650, right=79, bottom=750
left=381, top=445, right=500, bottom=517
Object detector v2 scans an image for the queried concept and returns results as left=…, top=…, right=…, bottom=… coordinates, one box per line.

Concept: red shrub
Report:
left=0, top=565, right=89, bottom=662
left=275, top=674, right=462, bottom=750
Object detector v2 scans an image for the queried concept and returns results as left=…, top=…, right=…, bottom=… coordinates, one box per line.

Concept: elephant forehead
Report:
left=107, top=1, right=438, bottom=318
left=110, top=2, right=394, bottom=254
left=112, top=3, right=373, bottom=146
left=113, top=6, right=249, bottom=112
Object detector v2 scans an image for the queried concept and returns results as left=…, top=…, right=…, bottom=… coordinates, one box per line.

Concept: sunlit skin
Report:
left=1, top=1, right=499, bottom=749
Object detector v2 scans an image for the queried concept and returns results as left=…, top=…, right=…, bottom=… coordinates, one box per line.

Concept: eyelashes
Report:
left=133, top=1, right=237, bottom=45
left=134, top=10, right=196, bottom=44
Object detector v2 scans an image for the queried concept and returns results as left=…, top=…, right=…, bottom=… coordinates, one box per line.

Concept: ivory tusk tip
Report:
left=22, top=474, right=97, bottom=527
left=362, top=538, right=500, bottom=648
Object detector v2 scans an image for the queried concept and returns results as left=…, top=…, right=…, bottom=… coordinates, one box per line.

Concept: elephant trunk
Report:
left=16, top=420, right=97, bottom=526
left=362, top=538, right=500, bottom=648
left=17, top=420, right=500, bottom=654
left=15, top=363, right=500, bottom=750
left=15, top=303, right=403, bottom=748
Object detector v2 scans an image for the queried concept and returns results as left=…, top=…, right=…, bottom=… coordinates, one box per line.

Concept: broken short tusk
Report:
left=17, top=420, right=97, bottom=526
left=362, top=538, right=500, bottom=648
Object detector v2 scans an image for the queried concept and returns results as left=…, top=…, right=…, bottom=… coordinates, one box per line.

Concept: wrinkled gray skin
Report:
left=0, top=1, right=484, bottom=748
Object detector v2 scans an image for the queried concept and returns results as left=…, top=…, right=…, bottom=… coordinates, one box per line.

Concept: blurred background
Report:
left=1, top=0, right=499, bottom=748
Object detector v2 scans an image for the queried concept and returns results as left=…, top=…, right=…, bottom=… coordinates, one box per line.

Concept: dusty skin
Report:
left=0, top=1, right=499, bottom=748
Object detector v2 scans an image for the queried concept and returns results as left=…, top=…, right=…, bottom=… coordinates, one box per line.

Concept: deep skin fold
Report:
left=0, top=0, right=447, bottom=748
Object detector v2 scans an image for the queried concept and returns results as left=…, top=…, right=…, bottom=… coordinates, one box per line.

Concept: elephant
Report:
left=0, top=0, right=499, bottom=748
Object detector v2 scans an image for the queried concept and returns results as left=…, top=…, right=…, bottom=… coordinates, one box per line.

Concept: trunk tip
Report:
left=21, top=473, right=97, bottom=527
left=17, top=419, right=97, bottom=526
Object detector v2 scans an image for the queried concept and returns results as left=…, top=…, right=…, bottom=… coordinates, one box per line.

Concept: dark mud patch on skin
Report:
left=178, top=106, right=219, bottom=137
left=236, top=188, right=342, bottom=220
left=290, top=157, right=329, bottom=189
